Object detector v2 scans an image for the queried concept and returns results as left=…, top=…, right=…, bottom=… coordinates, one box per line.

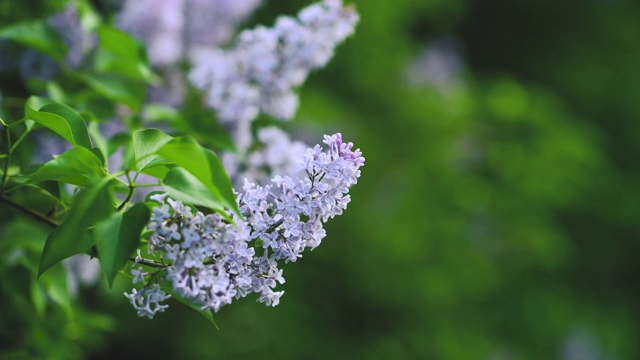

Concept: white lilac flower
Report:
left=188, top=0, right=358, bottom=148
left=127, top=133, right=363, bottom=318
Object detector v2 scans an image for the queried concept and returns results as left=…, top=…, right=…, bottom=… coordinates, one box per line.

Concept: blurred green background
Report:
left=3, top=0, right=640, bottom=359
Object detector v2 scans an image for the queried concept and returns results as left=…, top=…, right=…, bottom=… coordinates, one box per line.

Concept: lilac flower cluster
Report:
left=222, top=126, right=309, bottom=186
left=116, top=0, right=262, bottom=106
left=189, top=0, right=359, bottom=147
left=125, top=133, right=364, bottom=318
left=117, top=0, right=262, bottom=67
left=8, top=5, right=88, bottom=82
left=48, top=5, right=92, bottom=69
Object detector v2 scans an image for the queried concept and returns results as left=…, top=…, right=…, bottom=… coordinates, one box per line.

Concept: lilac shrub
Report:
left=125, top=133, right=364, bottom=318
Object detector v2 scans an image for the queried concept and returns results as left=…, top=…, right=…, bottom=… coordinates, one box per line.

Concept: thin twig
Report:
left=129, top=257, right=167, bottom=269
left=1, top=125, right=11, bottom=190
left=117, top=172, right=135, bottom=211
left=1, top=194, right=165, bottom=268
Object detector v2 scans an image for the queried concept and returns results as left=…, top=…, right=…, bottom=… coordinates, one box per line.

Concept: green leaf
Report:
left=40, top=262, right=74, bottom=320
left=77, top=74, right=146, bottom=111
left=141, top=164, right=171, bottom=179
left=157, top=137, right=240, bottom=216
left=76, top=0, right=101, bottom=33
left=160, top=281, right=219, bottom=330
left=132, top=128, right=173, bottom=172
left=88, top=121, right=109, bottom=163
left=24, top=146, right=105, bottom=186
left=30, top=280, right=47, bottom=317
left=162, top=167, right=227, bottom=216
left=95, top=203, right=150, bottom=288
left=144, top=104, right=180, bottom=123
left=25, top=97, right=92, bottom=148
left=38, top=177, right=114, bottom=277
left=0, top=19, right=67, bottom=61
left=94, top=25, right=157, bottom=82
left=178, top=89, right=236, bottom=152
left=204, top=150, right=239, bottom=216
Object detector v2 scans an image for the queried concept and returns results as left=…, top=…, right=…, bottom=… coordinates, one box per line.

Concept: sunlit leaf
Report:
left=157, top=137, right=240, bottom=216
left=25, top=146, right=106, bottom=186
left=132, top=128, right=173, bottom=172
left=162, top=167, right=227, bottom=217
left=25, top=97, right=92, bottom=148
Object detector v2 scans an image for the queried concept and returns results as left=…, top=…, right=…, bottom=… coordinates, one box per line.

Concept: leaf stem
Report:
left=0, top=193, right=167, bottom=268
left=129, top=257, right=168, bottom=268
left=133, top=182, right=162, bottom=188
left=117, top=172, right=135, bottom=211
left=1, top=124, right=11, bottom=190
left=7, top=118, right=25, bottom=128
left=10, top=123, right=33, bottom=153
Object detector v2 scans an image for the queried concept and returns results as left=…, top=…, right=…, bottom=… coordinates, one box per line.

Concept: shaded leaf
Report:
left=88, top=121, right=109, bottom=164
left=95, top=203, right=150, bottom=288
left=0, top=19, right=67, bottom=61
left=78, top=74, right=146, bottom=111
left=38, top=177, right=114, bottom=277
left=160, top=280, right=219, bottom=330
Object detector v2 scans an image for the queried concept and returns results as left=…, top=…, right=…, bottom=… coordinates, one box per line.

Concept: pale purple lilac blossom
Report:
left=48, top=5, right=93, bottom=69
left=117, top=0, right=262, bottom=67
left=125, top=133, right=364, bottom=318
left=222, top=126, right=309, bottom=186
left=189, top=0, right=358, bottom=150
left=16, top=5, right=91, bottom=81
left=116, top=0, right=262, bottom=105
left=406, top=37, right=464, bottom=91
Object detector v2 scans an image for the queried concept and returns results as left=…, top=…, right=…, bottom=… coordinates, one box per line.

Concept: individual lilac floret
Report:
left=189, top=0, right=358, bottom=133
left=126, top=133, right=363, bottom=318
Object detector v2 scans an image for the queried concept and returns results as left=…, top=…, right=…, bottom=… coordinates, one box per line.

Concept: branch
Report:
left=0, top=194, right=168, bottom=268
left=0, top=194, right=59, bottom=227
